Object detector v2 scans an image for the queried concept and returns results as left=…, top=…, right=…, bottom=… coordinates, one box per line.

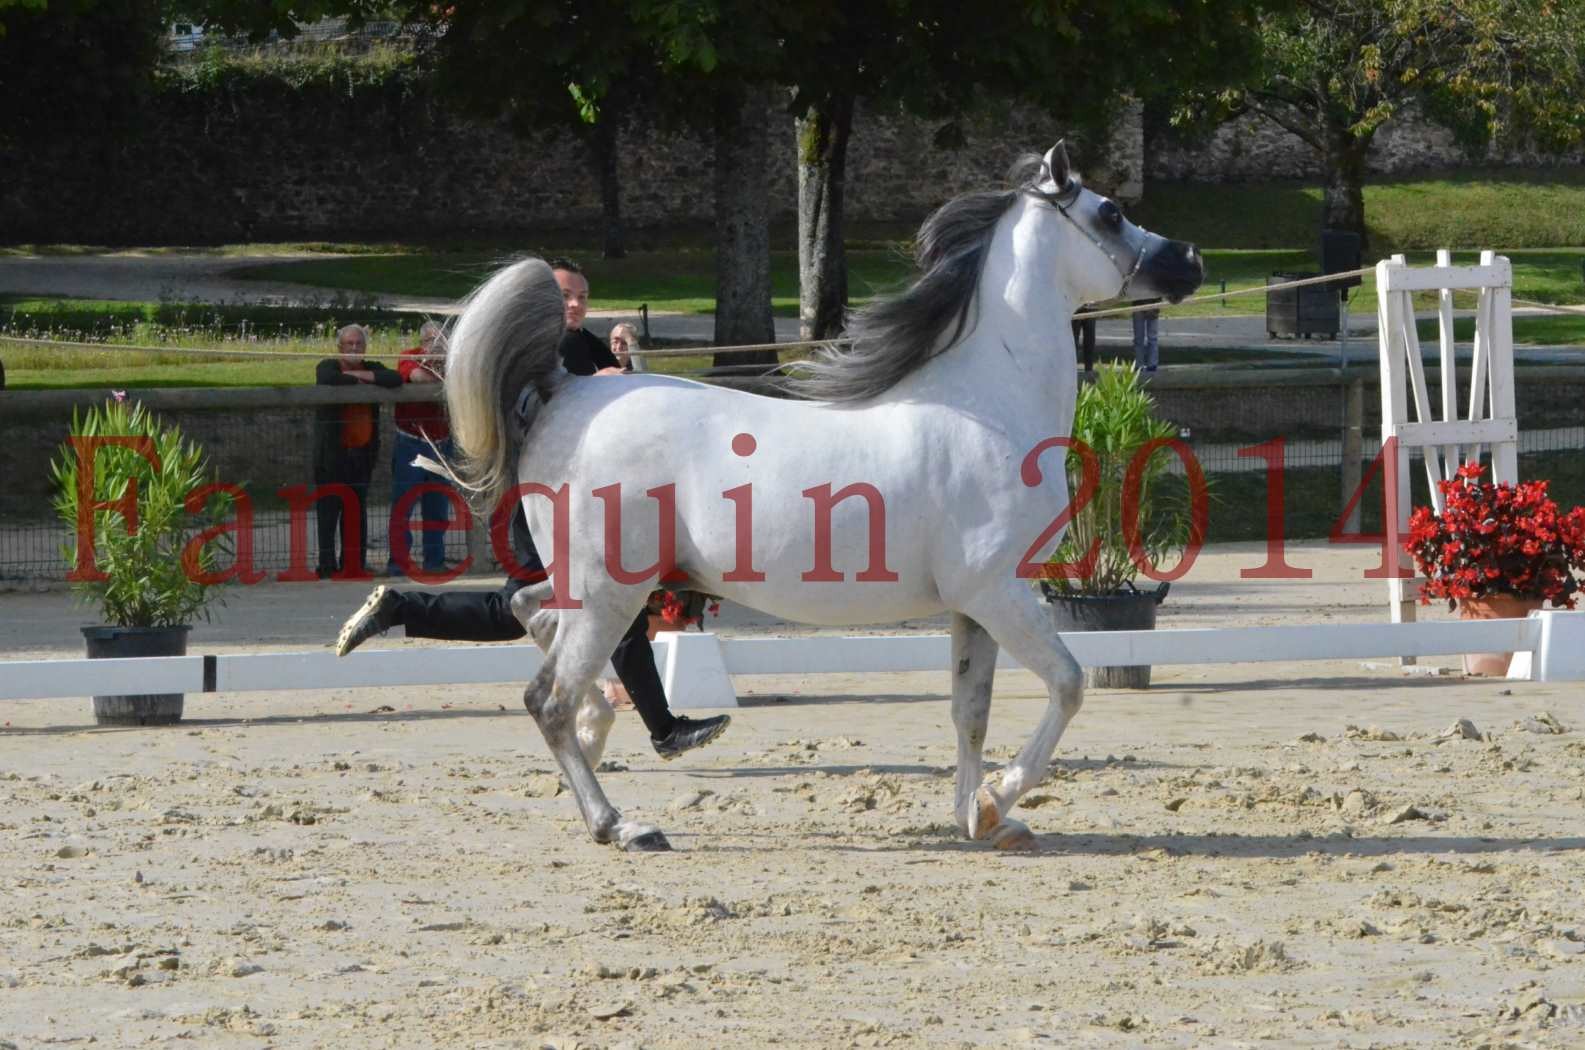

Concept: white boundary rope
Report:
left=4, top=268, right=1582, bottom=363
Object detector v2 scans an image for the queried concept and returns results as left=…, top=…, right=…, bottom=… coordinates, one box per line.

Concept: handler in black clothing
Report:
left=333, top=259, right=729, bottom=760
left=548, top=256, right=626, bottom=376
left=314, top=325, right=402, bottom=578
left=1071, top=304, right=1098, bottom=374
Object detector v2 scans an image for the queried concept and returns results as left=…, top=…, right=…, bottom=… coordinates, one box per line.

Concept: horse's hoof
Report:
left=589, top=808, right=622, bottom=845
left=619, top=826, right=672, bottom=853
left=990, top=818, right=1037, bottom=852
left=970, top=785, right=1002, bottom=841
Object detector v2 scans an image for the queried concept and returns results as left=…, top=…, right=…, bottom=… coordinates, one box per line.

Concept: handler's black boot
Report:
left=651, top=714, right=731, bottom=760
left=336, top=585, right=404, bottom=657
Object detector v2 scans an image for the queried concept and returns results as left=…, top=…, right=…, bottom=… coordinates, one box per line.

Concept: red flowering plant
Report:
left=1404, top=464, right=1585, bottom=610
left=645, top=588, right=722, bottom=630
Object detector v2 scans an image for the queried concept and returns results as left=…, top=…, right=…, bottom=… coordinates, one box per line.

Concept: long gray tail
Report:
left=443, top=257, right=566, bottom=514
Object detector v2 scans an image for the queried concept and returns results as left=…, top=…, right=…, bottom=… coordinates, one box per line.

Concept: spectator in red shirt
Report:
left=388, top=321, right=454, bottom=576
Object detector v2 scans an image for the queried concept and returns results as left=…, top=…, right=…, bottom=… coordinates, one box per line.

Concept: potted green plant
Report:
left=1039, top=363, right=1206, bottom=688
left=50, top=399, right=234, bottom=725
left=1405, top=464, right=1585, bottom=676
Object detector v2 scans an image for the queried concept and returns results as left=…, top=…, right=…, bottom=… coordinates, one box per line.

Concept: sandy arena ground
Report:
left=2, top=542, right=1583, bottom=1049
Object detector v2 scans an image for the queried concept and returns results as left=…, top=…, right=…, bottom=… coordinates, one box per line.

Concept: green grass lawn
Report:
left=229, top=247, right=920, bottom=316
left=7, top=169, right=1585, bottom=393
left=0, top=330, right=730, bottom=389
left=219, top=164, right=1585, bottom=321
left=1131, top=167, right=1585, bottom=251
left=228, top=244, right=1585, bottom=333
left=1, top=294, right=424, bottom=338
left=229, top=245, right=1332, bottom=317
left=1201, top=448, right=1585, bottom=542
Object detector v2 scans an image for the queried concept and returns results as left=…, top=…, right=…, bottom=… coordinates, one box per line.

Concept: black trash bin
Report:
left=1266, top=272, right=1340, bottom=339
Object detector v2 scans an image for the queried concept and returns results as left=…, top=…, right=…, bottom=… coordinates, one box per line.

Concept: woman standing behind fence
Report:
left=609, top=322, right=644, bottom=373
left=313, top=324, right=401, bottom=579
left=1131, top=298, right=1161, bottom=373
left=388, top=321, right=454, bottom=576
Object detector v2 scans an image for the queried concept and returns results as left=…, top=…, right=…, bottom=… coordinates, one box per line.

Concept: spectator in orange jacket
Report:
left=313, top=324, right=401, bottom=579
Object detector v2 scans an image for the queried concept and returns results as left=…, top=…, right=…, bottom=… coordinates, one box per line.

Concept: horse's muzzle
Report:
left=1140, top=240, right=1204, bottom=303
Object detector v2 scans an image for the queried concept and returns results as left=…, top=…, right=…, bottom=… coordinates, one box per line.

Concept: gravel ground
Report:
left=1, top=543, right=1582, bottom=1049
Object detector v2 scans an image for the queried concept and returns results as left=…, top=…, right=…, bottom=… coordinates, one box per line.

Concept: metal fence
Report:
left=3, top=367, right=1584, bottom=585
left=1, top=385, right=481, bottom=585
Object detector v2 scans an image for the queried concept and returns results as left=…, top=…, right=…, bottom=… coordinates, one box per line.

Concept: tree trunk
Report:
left=797, top=94, right=854, bottom=341
left=711, top=84, right=777, bottom=368
left=1320, top=128, right=1371, bottom=259
left=588, top=118, right=626, bottom=260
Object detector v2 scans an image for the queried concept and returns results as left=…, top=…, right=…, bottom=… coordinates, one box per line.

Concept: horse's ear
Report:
left=1043, top=140, right=1072, bottom=189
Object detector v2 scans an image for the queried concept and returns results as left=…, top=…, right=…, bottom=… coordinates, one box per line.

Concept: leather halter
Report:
left=1037, top=178, right=1150, bottom=300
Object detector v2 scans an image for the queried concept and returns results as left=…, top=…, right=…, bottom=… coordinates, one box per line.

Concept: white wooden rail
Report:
left=5, top=612, right=1582, bottom=707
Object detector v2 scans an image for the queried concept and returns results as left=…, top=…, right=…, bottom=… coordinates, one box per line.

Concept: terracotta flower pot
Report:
left=1455, top=595, right=1544, bottom=677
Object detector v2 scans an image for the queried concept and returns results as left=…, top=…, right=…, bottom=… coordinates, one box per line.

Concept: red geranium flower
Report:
left=1405, top=465, right=1585, bottom=610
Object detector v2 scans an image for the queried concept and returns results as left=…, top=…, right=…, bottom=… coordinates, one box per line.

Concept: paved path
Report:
left=2, top=251, right=1580, bottom=362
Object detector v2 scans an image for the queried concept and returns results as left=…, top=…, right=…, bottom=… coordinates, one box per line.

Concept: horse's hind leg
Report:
left=513, top=595, right=616, bottom=769
left=515, top=590, right=669, bottom=852
left=575, top=689, right=617, bottom=769
left=961, top=588, right=1085, bottom=850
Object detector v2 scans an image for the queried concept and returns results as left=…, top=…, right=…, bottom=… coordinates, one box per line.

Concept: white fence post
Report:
left=1529, top=610, right=1585, bottom=683
left=1375, top=251, right=1520, bottom=639
left=656, top=631, right=738, bottom=710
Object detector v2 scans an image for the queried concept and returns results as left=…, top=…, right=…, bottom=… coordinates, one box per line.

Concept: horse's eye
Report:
left=1098, top=201, right=1123, bottom=229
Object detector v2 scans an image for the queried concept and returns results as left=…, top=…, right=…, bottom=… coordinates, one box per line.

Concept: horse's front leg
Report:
left=962, top=587, right=1086, bottom=851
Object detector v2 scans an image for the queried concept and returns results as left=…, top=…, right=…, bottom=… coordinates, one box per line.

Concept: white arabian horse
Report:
left=442, top=141, right=1202, bottom=852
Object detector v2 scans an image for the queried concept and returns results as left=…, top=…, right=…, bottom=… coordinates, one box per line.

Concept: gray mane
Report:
left=790, top=154, right=1049, bottom=403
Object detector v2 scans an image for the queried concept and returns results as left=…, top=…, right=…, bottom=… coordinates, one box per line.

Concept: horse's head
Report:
left=1035, top=140, right=1203, bottom=305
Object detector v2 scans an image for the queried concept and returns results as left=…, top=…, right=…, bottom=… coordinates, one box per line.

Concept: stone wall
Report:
left=0, top=74, right=1141, bottom=245
left=2, top=52, right=1575, bottom=248
left=1147, top=101, right=1585, bottom=182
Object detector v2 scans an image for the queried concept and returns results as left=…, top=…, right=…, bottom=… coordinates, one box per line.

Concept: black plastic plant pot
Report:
left=80, top=625, right=192, bottom=726
left=1043, top=582, right=1168, bottom=689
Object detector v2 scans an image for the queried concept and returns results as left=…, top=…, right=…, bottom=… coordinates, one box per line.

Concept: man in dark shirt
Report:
left=550, top=257, right=624, bottom=376
left=334, top=258, right=729, bottom=761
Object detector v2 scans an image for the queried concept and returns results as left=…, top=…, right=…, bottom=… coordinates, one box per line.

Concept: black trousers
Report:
left=397, top=589, right=675, bottom=740
left=315, top=448, right=375, bottom=574
left=1071, top=315, right=1097, bottom=372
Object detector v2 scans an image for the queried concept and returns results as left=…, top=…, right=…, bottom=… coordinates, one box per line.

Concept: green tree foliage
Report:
left=410, top=0, right=664, bottom=258
left=639, top=0, right=787, bottom=354
left=188, top=0, right=660, bottom=257
left=0, top=0, right=165, bottom=144
left=784, top=0, right=1272, bottom=337
left=1197, top=0, right=1585, bottom=252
